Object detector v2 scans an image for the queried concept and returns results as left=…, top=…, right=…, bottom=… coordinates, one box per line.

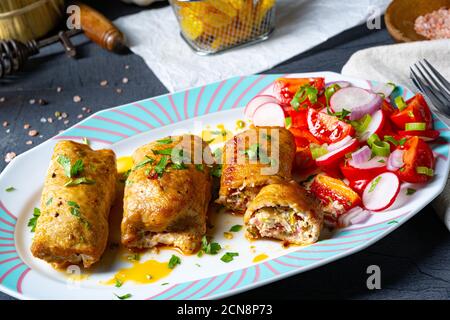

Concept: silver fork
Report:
left=410, top=59, right=450, bottom=117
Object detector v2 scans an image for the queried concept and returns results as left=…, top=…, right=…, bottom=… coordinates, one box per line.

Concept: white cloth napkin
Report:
left=115, top=0, right=391, bottom=92
left=342, top=39, right=450, bottom=229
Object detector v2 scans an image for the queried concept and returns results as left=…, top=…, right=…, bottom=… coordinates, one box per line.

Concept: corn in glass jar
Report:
left=170, top=0, right=276, bottom=55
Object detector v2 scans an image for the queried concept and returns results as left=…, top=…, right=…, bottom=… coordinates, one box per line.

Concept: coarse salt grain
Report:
left=5, top=152, right=16, bottom=163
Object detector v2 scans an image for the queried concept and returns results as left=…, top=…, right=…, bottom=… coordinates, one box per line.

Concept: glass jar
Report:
left=169, top=0, right=276, bottom=55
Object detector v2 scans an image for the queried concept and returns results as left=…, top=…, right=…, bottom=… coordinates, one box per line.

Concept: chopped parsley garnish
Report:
left=28, top=207, right=41, bottom=232
left=198, top=236, right=221, bottom=256
left=328, top=108, right=351, bottom=121
left=242, top=143, right=270, bottom=164
left=229, top=225, right=243, bottom=232
left=57, top=156, right=84, bottom=178
left=388, top=220, right=398, bottom=224
left=168, top=255, right=181, bottom=269
left=114, top=278, right=123, bottom=288
left=210, top=164, right=222, bottom=178
left=68, top=201, right=90, bottom=228
left=161, top=282, right=169, bottom=286
left=220, top=252, right=239, bottom=263
left=324, top=84, right=341, bottom=106
left=377, top=159, right=385, bottom=163
left=127, top=253, right=140, bottom=262
left=64, top=177, right=96, bottom=187
left=368, top=176, right=382, bottom=193
left=195, top=164, right=204, bottom=172
left=114, top=293, right=132, bottom=300
left=406, top=188, right=416, bottom=196
left=133, top=156, right=154, bottom=170
left=5, top=186, right=15, bottom=192
left=172, top=163, right=187, bottom=170
left=157, top=138, right=173, bottom=144
left=46, top=197, right=53, bottom=206
left=154, top=156, right=169, bottom=177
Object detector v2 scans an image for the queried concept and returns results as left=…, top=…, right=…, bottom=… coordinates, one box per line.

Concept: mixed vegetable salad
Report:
left=244, top=77, right=439, bottom=227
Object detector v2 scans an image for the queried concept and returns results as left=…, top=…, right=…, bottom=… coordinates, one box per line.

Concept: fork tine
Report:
left=414, top=63, right=450, bottom=107
left=423, top=58, right=450, bottom=91
left=411, top=67, right=450, bottom=115
left=417, top=61, right=450, bottom=101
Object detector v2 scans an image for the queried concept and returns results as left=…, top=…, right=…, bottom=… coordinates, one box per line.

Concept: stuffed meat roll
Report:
left=216, top=127, right=295, bottom=213
left=244, top=181, right=323, bottom=245
left=31, top=140, right=117, bottom=268
left=121, top=135, right=213, bottom=254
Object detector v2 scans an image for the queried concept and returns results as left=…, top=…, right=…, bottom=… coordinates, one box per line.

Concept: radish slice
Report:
left=348, top=155, right=387, bottom=169
left=357, top=110, right=385, bottom=142
left=330, top=87, right=382, bottom=120
left=362, top=172, right=400, bottom=211
left=326, top=81, right=352, bottom=88
left=244, top=95, right=280, bottom=119
left=370, top=82, right=396, bottom=98
left=327, top=136, right=352, bottom=152
left=252, top=102, right=286, bottom=127
left=316, top=138, right=359, bottom=166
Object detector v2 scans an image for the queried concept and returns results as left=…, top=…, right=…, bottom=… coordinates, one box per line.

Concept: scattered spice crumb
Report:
left=0, top=97, right=5, bottom=102
left=47, top=117, right=53, bottom=123
left=28, top=130, right=38, bottom=137
left=4, top=152, right=16, bottom=163
left=116, top=88, right=123, bottom=94
left=61, top=112, right=68, bottom=119
left=5, top=129, right=10, bottom=134
left=2, top=121, right=8, bottom=127
left=56, top=86, right=63, bottom=93
left=122, top=77, right=129, bottom=84
left=40, top=117, right=47, bottom=123
left=64, top=120, right=69, bottom=125
left=23, top=123, right=30, bottom=129
left=38, top=99, right=48, bottom=105
left=73, top=95, right=82, bottom=103
left=100, top=80, right=108, bottom=87
left=125, top=65, right=129, bottom=70
left=29, top=99, right=36, bottom=105
left=54, top=111, right=61, bottom=117
left=85, top=108, right=91, bottom=113
left=26, top=140, right=33, bottom=145
left=77, top=114, right=83, bottom=119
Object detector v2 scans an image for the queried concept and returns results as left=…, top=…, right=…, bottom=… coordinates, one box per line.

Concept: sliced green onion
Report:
left=416, top=166, right=434, bottom=176
left=395, top=96, right=407, bottom=111
left=355, top=114, right=372, bottom=133
left=367, top=133, right=380, bottom=147
left=310, top=144, right=328, bottom=159
left=285, top=117, right=292, bottom=129
left=405, top=122, right=426, bottom=131
left=371, top=140, right=391, bottom=157
left=325, top=84, right=341, bottom=106
left=384, top=135, right=399, bottom=146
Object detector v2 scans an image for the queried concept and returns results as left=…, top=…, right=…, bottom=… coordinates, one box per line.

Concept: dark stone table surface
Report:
left=1, top=1, right=449, bottom=300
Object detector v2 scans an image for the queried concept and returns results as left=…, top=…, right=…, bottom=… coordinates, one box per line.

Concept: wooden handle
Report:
left=76, top=2, right=127, bottom=53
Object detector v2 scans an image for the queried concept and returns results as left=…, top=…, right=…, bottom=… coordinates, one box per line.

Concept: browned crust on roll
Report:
left=244, top=181, right=323, bottom=245
left=216, top=127, right=296, bottom=213
left=121, top=135, right=213, bottom=254
left=31, top=140, right=117, bottom=268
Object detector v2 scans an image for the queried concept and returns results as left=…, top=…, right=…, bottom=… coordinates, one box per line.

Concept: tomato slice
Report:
left=390, top=94, right=433, bottom=130
left=397, top=136, right=435, bottom=183
left=290, top=127, right=321, bottom=169
left=307, top=108, right=354, bottom=144
left=398, top=129, right=440, bottom=141
left=339, top=161, right=387, bottom=181
left=274, top=77, right=325, bottom=107
left=310, top=174, right=361, bottom=211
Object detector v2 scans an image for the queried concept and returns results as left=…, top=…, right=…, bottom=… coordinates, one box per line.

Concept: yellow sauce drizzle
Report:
left=116, top=156, right=133, bottom=173
left=252, top=254, right=268, bottom=263
left=105, top=259, right=172, bottom=285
